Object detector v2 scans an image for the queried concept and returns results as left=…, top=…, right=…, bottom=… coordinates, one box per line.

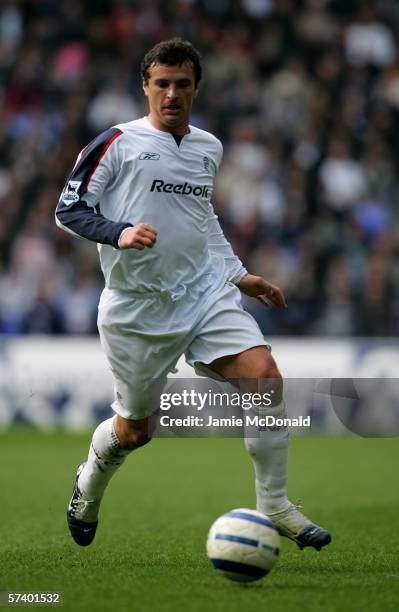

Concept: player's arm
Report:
left=208, top=140, right=286, bottom=309
left=206, top=204, right=286, bottom=309
left=117, top=224, right=157, bottom=250
left=206, top=203, right=248, bottom=284
left=55, top=128, right=157, bottom=250
left=237, top=274, right=287, bottom=309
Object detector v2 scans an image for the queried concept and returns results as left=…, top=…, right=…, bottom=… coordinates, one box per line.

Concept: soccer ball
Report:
left=206, top=508, right=280, bottom=582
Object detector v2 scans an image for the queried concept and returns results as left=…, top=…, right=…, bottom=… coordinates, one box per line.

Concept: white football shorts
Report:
left=98, top=273, right=267, bottom=419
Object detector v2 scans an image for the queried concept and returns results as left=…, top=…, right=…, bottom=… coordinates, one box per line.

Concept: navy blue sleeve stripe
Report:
left=68, top=127, right=123, bottom=198
left=56, top=202, right=132, bottom=248
left=55, top=128, right=132, bottom=248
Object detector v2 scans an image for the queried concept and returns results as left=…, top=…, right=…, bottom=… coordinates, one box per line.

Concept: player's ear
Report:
left=142, top=79, right=149, bottom=97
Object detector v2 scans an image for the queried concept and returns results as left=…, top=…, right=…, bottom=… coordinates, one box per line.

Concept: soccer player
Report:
left=56, top=38, right=331, bottom=552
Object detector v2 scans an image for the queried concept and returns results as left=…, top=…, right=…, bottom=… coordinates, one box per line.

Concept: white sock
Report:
left=78, top=416, right=132, bottom=501
left=244, top=402, right=290, bottom=515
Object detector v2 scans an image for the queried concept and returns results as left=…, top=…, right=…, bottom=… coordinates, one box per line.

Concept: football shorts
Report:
left=98, top=274, right=267, bottom=419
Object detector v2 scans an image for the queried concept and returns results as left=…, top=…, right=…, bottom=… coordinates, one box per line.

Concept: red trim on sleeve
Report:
left=86, top=129, right=123, bottom=188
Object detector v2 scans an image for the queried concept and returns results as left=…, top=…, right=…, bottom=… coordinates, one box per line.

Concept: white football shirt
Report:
left=56, top=117, right=247, bottom=296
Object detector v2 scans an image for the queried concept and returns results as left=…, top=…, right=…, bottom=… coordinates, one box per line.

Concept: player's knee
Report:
left=120, top=430, right=152, bottom=450
left=250, top=354, right=283, bottom=403
left=257, top=354, right=281, bottom=380
left=115, top=416, right=152, bottom=450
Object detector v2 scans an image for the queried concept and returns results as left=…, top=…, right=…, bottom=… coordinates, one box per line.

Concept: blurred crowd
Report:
left=1, top=0, right=399, bottom=336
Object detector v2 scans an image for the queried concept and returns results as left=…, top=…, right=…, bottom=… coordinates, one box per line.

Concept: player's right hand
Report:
left=118, top=224, right=158, bottom=250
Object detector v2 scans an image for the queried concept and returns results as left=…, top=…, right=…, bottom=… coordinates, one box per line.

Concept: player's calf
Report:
left=66, top=416, right=136, bottom=546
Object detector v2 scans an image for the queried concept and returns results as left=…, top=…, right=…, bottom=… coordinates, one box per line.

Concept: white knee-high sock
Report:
left=78, top=416, right=132, bottom=501
left=244, top=402, right=290, bottom=515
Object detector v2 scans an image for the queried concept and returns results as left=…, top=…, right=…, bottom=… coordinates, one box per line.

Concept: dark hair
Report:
left=141, top=38, right=202, bottom=87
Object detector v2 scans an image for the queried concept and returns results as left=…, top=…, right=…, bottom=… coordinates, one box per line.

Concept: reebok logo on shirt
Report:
left=150, top=179, right=210, bottom=198
left=139, top=152, right=160, bottom=160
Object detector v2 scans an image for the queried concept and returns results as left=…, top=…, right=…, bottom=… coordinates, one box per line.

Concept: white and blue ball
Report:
left=206, top=508, right=280, bottom=582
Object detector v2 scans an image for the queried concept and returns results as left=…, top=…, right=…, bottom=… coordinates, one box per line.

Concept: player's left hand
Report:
left=237, top=274, right=287, bottom=309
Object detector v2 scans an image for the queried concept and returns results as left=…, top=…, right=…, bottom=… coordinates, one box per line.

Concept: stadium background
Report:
left=1, top=0, right=399, bottom=337
left=0, top=3, right=398, bottom=611
left=1, top=0, right=399, bottom=429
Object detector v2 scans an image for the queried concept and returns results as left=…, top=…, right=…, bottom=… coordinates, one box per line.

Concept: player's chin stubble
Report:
left=160, top=114, right=184, bottom=128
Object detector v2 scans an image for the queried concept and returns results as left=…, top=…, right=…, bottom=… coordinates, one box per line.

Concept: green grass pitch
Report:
left=0, top=431, right=398, bottom=612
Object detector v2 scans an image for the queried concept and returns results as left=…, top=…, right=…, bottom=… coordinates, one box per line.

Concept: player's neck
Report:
left=146, top=113, right=190, bottom=136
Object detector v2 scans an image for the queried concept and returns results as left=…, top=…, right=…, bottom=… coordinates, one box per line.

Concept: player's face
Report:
left=143, top=62, right=198, bottom=134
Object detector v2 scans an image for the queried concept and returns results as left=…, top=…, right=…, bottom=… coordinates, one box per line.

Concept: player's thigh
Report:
left=98, top=290, right=185, bottom=419
left=186, top=282, right=282, bottom=399
left=208, top=345, right=281, bottom=380
left=186, top=282, right=267, bottom=369
left=206, top=346, right=283, bottom=402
